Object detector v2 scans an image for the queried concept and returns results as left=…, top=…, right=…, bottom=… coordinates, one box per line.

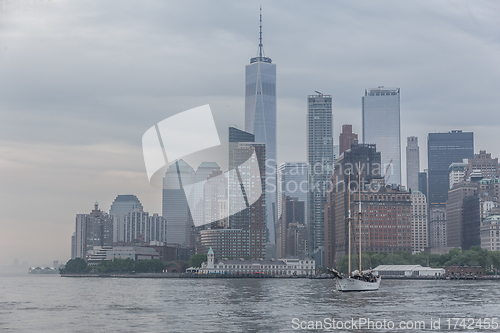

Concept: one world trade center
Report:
left=244, top=9, right=277, bottom=249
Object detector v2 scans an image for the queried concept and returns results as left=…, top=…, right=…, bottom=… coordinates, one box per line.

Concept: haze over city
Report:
left=1, top=0, right=500, bottom=266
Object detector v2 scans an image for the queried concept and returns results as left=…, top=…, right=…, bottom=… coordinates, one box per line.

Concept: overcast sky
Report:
left=1, top=0, right=499, bottom=266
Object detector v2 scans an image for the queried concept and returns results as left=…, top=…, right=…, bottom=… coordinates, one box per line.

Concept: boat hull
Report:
left=335, top=277, right=381, bottom=292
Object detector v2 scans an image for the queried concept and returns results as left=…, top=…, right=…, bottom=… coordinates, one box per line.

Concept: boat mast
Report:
left=358, top=162, right=362, bottom=273
left=348, top=171, right=352, bottom=276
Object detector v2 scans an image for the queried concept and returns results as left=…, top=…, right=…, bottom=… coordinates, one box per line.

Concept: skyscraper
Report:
left=307, top=93, right=333, bottom=262
left=191, top=162, right=220, bottom=226
left=411, top=191, right=428, bottom=253
left=467, top=150, right=499, bottom=179
left=427, top=130, right=474, bottom=209
left=446, top=181, right=478, bottom=247
left=339, top=124, right=358, bottom=156
left=406, top=136, right=419, bottom=191
left=109, top=194, right=144, bottom=242
left=429, top=208, right=446, bottom=248
left=418, top=171, right=428, bottom=197
left=228, top=127, right=267, bottom=259
left=162, top=160, right=195, bottom=247
left=123, top=212, right=167, bottom=244
left=276, top=196, right=305, bottom=258
left=362, top=87, right=401, bottom=185
left=277, top=162, right=308, bottom=225
left=74, top=202, right=116, bottom=259
left=245, top=10, right=276, bottom=245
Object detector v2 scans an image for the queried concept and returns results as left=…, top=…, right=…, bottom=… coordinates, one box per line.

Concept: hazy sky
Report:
left=1, top=0, right=499, bottom=266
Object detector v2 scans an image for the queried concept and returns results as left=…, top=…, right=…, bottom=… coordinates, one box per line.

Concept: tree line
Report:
left=335, top=247, right=500, bottom=274
left=60, top=258, right=165, bottom=274
left=60, top=254, right=209, bottom=274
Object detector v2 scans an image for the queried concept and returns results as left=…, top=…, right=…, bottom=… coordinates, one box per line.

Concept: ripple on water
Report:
left=1, top=276, right=500, bottom=332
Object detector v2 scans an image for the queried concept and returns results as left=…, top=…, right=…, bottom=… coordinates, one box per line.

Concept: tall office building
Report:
left=418, top=171, right=428, bottom=197
left=307, top=93, right=334, bottom=261
left=109, top=194, right=144, bottom=242
left=329, top=143, right=389, bottom=263
left=429, top=208, right=446, bottom=248
left=362, top=87, right=401, bottom=185
left=446, top=181, right=478, bottom=248
left=276, top=196, right=305, bottom=258
left=406, top=136, right=419, bottom=192
left=123, top=212, right=167, bottom=244
left=244, top=10, right=277, bottom=245
left=74, top=202, right=116, bottom=259
left=162, top=160, right=195, bottom=247
left=467, top=150, right=499, bottom=179
left=427, top=130, right=474, bottom=209
left=191, top=162, right=221, bottom=227
left=449, top=161, right=468, bottom=189
left=203, top=169, right=229, bottom=228
left=339, top=124, right=358, bottom=156
left=462, top=195, right=481, bottom=250
left=228, top=126, right=256, bottom=225
left=411, top=191, right=428, bottom=253
left=228, top=127, right=267, bottom=259
left=333, top=145, right=340, bottom=163
left=277, top=162, right=308, bottom=225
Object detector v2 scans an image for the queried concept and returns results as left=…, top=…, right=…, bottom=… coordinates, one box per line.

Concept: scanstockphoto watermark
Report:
left=292, top=317, right=429, bottom=330
left=266, top=159, right=390, bottom=195
left=1, top=0, right=54, bottom=12
left=142, top=104, right=262, bottom=228
left=141, top=104, right=392, bottom=228
left=291, top=317, right=500, bottom=330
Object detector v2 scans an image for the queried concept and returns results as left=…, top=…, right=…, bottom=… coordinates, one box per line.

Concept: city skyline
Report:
left=2, top=1, right=500, bottom=265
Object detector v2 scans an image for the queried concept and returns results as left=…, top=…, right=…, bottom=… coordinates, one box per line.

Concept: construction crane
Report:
left=383, top=159, right=393, bottom=183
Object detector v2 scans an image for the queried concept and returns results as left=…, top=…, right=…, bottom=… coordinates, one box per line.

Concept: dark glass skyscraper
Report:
left=418, top=171, right=428, bottom=197
left=228, top=127, right=266, bottom=259
left=427, top=130, right=474, bottom=208
left=245, top=11, right=276, bottom=245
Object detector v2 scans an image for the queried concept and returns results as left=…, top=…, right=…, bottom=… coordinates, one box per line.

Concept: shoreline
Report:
left=59, top=273, right=500, bottom=280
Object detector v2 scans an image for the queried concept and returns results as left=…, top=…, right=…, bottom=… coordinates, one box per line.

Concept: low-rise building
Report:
left=106, top=246, right=159, bottom=261
left=373, top=265, right=444, bottom=277
left=195, top=248, right=315, bottom=276
left=445, top=266, right=483, bottom=276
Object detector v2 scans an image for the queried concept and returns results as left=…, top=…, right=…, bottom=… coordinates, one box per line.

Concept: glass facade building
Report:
left=307, top=93, right=334, bottom=257
left=427, top=130, right=474, bottom=208
left=109, top=194, right=144, bottom=242
left=245, top=47, right=276, bottom=245
left=362, top=87, right=401, bottom=185
left=162, top=160, right=195, bottom=247
left=277, top=162, right=308, bottom=225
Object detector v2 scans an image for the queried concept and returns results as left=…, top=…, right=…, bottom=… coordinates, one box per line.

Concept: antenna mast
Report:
left=259, top=7, right=263, bottom=60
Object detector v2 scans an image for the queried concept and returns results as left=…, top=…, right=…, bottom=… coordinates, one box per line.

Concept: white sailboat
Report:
left=330, top=167, right=381, bottom=292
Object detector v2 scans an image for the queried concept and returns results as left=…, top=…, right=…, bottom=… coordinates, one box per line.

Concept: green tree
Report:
left=60, top=258, right=89, bottom=274
left=135, top=259, right=164, bottom=273
left=190, top=253, right=207, bottom=268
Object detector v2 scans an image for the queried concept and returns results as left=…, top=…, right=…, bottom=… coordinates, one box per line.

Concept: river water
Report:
left=1, top=273, right=499, bottom=332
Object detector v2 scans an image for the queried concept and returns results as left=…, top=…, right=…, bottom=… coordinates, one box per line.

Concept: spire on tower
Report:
left=250, top=7, right=272, bottom=64
left=259, top=6, right=263, bottom=61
